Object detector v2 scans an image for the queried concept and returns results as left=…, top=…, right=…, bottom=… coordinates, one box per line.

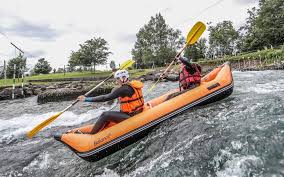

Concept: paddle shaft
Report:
left=61, top=74, right=114, bottom=113
left=61, top=61, right=134, bottom=113
left=147, top=44, right=187, bottom=93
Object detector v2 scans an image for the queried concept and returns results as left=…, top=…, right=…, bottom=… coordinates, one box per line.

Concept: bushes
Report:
left=198, top=48, right=284, bottom=65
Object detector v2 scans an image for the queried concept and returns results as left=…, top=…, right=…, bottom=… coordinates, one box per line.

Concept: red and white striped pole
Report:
left=12, top=64, right=16, bottom=99
left=21, top=67, right=24, bottom=97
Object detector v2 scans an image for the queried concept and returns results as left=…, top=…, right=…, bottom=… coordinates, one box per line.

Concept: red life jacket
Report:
left=179, top=64, right=201, bottom=90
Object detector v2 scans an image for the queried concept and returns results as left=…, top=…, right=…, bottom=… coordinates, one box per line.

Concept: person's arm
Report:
left=81, top=85, right=134, bottom=102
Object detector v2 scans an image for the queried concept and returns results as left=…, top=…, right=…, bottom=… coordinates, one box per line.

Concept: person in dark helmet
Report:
left=166, top=56, right=202, bottom=100
left=76, top=70, right=144, bottom=134
left=178, top=56, right=202, bottom=90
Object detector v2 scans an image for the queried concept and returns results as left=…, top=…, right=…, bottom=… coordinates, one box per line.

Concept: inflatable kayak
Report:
left=54, top=62, right=233, bottom=162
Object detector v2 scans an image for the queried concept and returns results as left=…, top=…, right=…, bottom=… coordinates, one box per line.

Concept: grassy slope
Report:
left=0, top=69, right=153, bottom=87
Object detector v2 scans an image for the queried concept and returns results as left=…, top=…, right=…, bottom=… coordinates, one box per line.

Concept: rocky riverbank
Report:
left=37, top=82, right=114, bottom=104
left=1, top=61, right=283, bottom=103
left=201, top=59, right=284, bottom=72
left=0, top=81, right=114, bottom=103
left=0, top=71, right=179, bottom=103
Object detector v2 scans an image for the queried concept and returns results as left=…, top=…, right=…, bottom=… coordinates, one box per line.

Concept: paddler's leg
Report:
left=90, top=111, right=130, bottom=134
left=165, top=83, right=200, bottom=101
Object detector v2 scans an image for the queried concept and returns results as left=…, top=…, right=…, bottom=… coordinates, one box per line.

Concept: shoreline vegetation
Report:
left=200, top=47, right=284, bottom=71
left=0, top=69, right=153, bottom=87
left=1, top=47, right=283, bottom=87
left=2, top=47, right=284, bottom=84
left=199, top=47, right=284, bottom=66
left=0, top=47, right=283, bottom=102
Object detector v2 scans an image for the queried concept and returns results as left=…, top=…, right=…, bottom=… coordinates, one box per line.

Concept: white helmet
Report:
left=114, top=70, right=129, bottom=83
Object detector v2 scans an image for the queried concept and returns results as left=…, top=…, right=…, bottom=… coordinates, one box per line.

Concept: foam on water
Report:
left=96, top=168, right=120, bottom=177
left=216, top=155, right=263, bottom=177
left=126, top=149, right=175, bottom=177
left=125, top=134, right=209, bottom=177
left=0, top=106, right=108, bottom=143
left=23, top=152, right=52, bottom=172
left=232, top=71, right=256, bottom=78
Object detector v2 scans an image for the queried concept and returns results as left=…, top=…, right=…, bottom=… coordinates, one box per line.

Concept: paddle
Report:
left=147, top=21, right=206, bottom=93
left=27, top=59, right=135, bottom=138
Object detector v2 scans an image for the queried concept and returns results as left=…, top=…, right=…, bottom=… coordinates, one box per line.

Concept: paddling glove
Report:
left=85, top=97, right=94, bottom=102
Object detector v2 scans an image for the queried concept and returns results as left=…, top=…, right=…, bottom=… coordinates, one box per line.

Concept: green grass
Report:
left=0, top=69, right=154, bottom=87
left=28, top=71, right=112, bottom=80
left=0, top=78, right=26, bottom=87
left=197, top=48, right=284, bottom=65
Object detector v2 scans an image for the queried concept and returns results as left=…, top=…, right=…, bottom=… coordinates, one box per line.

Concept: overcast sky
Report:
left=0, top=0, right=258, bottom=70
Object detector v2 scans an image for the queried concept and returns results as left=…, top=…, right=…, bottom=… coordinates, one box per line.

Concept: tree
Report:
left=6, top=54, right=26, bottom=78
left=0, top=66, right=3, bottom=79
left=132, top=13, right=184, bottom=67
left=240, top=0, right=284, bottom=51
left=184, top=38, right=207, bottom=61
left=33, top=58, right=52, bottom=74
left=68, top=37, right=111, bottom=71
left=208, top=21, right=239, bottom=57
left=68, top=50, right=81, bottom=70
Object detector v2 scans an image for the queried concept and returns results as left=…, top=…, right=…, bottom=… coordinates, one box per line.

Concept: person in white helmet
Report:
left=77, top=70, right=144, bottom=134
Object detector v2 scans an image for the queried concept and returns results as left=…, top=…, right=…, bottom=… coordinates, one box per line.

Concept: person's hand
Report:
left=175, top=54, right=181, bottom=60
left=160, top=73, right=167, bottom=78
left=161, top=70, right=170, bottom=78
left=78, top=95, right=86, bottom=102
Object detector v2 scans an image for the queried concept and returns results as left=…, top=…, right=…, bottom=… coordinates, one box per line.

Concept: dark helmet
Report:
left=179, top=57, right=191, bottom=66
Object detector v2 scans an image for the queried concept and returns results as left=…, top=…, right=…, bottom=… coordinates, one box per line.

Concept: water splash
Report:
left=0, top=107, right=108, bottom=144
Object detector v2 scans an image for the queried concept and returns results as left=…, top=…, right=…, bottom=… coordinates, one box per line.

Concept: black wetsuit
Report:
left=86, top=85, right=135, bottom=134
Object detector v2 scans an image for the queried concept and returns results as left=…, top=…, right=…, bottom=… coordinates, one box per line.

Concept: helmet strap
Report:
left=121, top=77, right=129, bottom=84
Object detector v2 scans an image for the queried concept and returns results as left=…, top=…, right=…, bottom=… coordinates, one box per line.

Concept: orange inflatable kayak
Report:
left=54, top=62, right=233, bottom=162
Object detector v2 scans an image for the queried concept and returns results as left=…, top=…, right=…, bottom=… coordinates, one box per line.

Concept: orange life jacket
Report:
left=179, top=64, right=201, bottom=90
left=119, top=80, right=144, bottom=115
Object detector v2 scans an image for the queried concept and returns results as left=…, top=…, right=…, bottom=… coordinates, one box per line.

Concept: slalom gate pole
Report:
left=21, top=68, right=24, bottom=97
left=12, top=64, right=16, bottom=99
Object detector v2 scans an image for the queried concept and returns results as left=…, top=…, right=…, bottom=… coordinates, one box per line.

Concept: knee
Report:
left=100, top=112, right=111, bottom=120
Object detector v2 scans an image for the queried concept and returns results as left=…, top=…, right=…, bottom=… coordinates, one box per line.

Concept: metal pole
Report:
left=12, top=64, right=16, bottom=99
left=10, top=42, right=25, bottom=54
left=64, top=65, right=66, bottom=76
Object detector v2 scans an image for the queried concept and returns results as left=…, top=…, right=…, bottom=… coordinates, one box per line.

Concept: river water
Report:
left=0, top=70, right=284, bottom=177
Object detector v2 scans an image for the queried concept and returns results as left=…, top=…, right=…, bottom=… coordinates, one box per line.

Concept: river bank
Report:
left=0, top=60, right=283, bottom=103
left=0, top=81, right=114, bottom=103
left=0, top=69, right=179, bottom=103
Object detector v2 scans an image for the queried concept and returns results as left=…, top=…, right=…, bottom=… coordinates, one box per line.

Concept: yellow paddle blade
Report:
left=186, top=21, right=206, bottom=45
left=119, top=59, right=135, bottom=70
left=27, top=112, right=63, bottom=138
